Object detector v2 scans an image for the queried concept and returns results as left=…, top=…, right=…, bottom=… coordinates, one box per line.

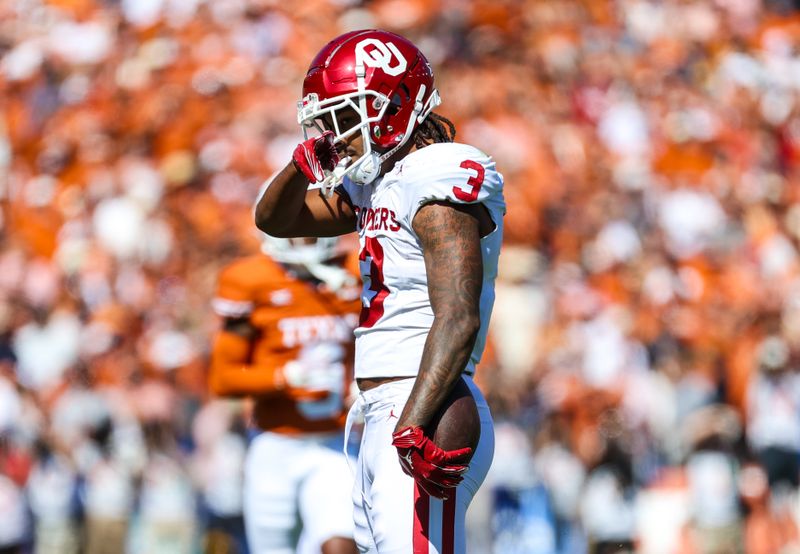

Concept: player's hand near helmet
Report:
left=292, top=130, right=340, bottom=183
left=391, top=426, right=472, bottom=500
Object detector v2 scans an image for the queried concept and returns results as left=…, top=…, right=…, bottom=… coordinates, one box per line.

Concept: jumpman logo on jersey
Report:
left=388, top=408, right=398, bottom=420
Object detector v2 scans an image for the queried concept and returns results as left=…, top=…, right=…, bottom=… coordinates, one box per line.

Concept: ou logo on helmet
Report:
left=355, top=38, right=408, bottom=77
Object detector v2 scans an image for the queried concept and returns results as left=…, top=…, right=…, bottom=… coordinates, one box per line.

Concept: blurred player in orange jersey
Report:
left=209, top=234, right=361, bottom=554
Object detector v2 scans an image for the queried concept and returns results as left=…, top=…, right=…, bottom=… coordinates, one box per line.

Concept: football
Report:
left=426, top=377, right=481, bottom=462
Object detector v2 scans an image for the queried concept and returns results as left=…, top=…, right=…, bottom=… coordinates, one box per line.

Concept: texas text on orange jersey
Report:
left=210, top=254, right=360, bottom=435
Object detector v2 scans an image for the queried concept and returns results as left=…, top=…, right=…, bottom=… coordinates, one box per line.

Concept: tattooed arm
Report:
left=394, top=201, right=487, bottom=431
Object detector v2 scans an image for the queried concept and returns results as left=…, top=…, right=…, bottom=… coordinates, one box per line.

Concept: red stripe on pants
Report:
left=413, top=483, right=430, bottom=553
left=442, top=489, right=456, bottom=554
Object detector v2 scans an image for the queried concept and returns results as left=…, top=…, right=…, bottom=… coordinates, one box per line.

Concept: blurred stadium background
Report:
left=5, top=0, right=800, bottom=553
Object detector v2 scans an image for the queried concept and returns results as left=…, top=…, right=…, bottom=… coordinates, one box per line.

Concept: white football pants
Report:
left=244, top=431, right=355, bottom=554
left=348, top=376, right=495, bottom=553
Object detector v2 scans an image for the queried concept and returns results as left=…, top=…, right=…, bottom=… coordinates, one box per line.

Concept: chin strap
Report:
left=321, top=157, right=352, bottom=197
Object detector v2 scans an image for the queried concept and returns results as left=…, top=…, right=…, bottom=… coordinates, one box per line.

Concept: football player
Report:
left=255, top=29, right=505, bottom=553
left=209, top=234, right=361, bottom=554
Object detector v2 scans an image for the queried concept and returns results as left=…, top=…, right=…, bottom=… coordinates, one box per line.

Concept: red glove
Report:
left=292, top=131, right=340, bottom=183
left=392, top=426, right=472, bottom=500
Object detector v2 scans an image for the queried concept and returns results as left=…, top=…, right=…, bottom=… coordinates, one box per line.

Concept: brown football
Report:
left=425, top=377, right=481, bottom=463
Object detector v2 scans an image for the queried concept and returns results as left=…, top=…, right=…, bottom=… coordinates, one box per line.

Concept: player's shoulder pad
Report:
left=212, top=255, right=281, bottom=318
left=398, top=143, right=505, bottom=223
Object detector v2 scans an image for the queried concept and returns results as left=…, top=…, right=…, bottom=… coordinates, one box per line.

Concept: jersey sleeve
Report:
left=401, top=143, right=506, bottom=225
left=211, top=262, right=255, bottom=318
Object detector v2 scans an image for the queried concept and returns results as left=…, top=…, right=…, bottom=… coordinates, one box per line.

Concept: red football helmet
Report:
left=298, top=29, right=441, bottom=188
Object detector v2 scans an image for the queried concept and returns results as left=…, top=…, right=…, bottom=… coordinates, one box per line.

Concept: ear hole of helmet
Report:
left=387, top=84, right=411, bottom=117
left=399, top=83, right=411, bottom=100
left=387, top=98, right=401, bottom=117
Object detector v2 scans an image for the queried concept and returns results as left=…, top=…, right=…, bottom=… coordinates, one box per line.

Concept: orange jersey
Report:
left=210, top=254, right=361, bottom=435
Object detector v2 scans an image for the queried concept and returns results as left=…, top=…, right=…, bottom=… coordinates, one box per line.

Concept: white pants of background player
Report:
left=244, top=431, right=355, bottom=554
left=348, top=376, right=495, bottom=554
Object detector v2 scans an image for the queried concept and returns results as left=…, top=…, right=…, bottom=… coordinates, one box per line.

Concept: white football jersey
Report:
left=337, top=142, right=505, bottom=379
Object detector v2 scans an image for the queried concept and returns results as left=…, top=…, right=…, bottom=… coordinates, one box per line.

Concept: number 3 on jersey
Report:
left=453, top=160, right=485, bottom=202
left=359, top=237, right=390, bottom=328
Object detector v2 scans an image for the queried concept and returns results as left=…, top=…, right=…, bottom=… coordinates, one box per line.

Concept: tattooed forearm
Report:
left=396, top=201, right=484, bottom=430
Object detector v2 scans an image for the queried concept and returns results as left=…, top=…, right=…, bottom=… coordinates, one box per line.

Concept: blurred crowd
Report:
left=4, top=0, right=800, bottom=552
